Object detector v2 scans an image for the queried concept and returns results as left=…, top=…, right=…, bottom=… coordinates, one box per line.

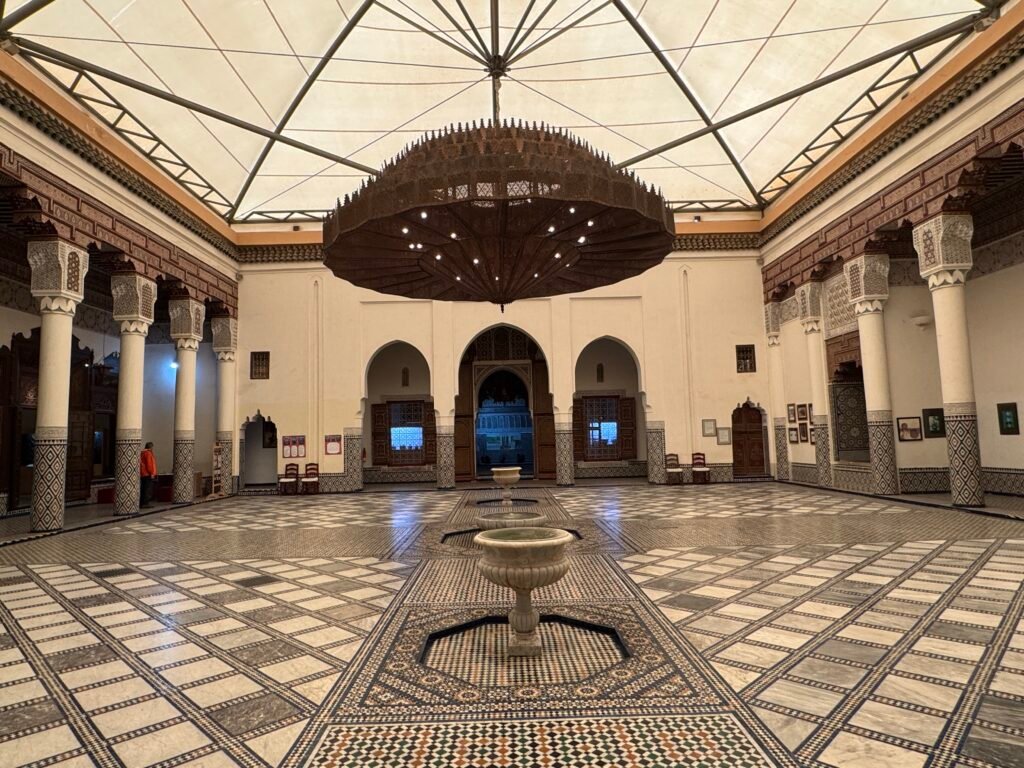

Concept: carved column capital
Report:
left=216, top=350, right=236, bottom=363
left=912, top=213, right=974, bottom=287
left=763, top=301, right=782, bottom=337
left=846, top=251, right=889, bottom=306
left=211, top=316, right=238, bottom=354
left=27, top=238, right=88, bottom=315
left=111, top=274, right=156, bottom=335
left=926, top=269, right=969, bottom=289
left=175, top=337, right=200, bottom=352
left=854, top=299, right=886, bottom=316
left=796, top=280, right=823, bottom=327
left=767, top=333, right=781, bottom=347
left=801, top=318, right=822, bottom=335
left=169, top=296, right=205, bottom=345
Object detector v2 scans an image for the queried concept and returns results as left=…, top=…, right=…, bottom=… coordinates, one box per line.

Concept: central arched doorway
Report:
left=454, top=326, right=555, bottom=481
left=476, top=369, right=533, bottom=476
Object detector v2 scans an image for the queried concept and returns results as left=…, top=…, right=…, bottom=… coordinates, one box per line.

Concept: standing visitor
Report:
left=140, top=442, right=157, bottom=508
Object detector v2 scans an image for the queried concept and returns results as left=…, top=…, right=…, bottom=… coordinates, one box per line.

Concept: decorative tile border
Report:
left=574, top=461, right=648, bottom=479
left=899, top=467, right=951, bottom=494
left=832, top=462, right=874, bottom=495
left=791, top=462, right=818, bottom=485
left=363, top=466, right=436, bottom=485
left=982, top=467, right=1024, bottom=497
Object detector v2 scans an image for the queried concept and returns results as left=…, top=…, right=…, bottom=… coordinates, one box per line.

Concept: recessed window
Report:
left=596, top=363, right=604, bottom=383
left=584, top=396, right=619, bottom=461
left=388, top=401, right=425, bottom=465
left=250, top=351, right=270, bottom=379
left=736, top=345, right=756, bottom=373
left=401, top=367, right=410, bottom=387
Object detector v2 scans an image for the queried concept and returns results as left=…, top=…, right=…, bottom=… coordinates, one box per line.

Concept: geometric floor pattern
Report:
left=0, top=482, right=1021, bottom=767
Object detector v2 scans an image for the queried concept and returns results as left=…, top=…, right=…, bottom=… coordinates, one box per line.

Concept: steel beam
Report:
left=16, top=38, right=380, bottom=176
left=230, top=0, right=375, bottom=217
left=375, top=2, right=487, bottom=64
left=502, top=0, right=537, bottom=59
left=430, top=0, right=489, bottom=61
left=506, top=0, right=558, bottom=60
left=614, top=11, right=984, bottom=169
left=508, top=1, right=613, bottom=66
left=0, top=0, right=57, bottom=33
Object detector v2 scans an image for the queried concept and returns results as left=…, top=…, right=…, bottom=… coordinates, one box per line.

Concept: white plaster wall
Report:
left=885, top=285, right=948, bottom=468
left=967, top=261, right=1024, bottom=468
left=142, top=343, right=217, bottom=478
left=238, top=253, right=770, bottom=474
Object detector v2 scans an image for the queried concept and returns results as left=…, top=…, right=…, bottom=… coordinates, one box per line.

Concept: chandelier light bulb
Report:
left=577, top=236, right=586, bottom=244
left=534, top=273, right=539, bottom=278
left=450, top=232, right=458, bottom=239
left=569, top=207, right=576, bottom=213
left=587, top=220, right=594, bottom=227
left=547, top=225, right=555, bottom=233
left=456, top=275, right=461, bottom=281
left=401, top=227, right=409, bottom=234
left=408, top=243, right=415, bottom=249
left=473, top=258, right=480, bottom=265
left=420, top=211, right=428, bottom=219
left=435, top=253, right=442, bottom=260
left=554, top=252, right=561, bottom=259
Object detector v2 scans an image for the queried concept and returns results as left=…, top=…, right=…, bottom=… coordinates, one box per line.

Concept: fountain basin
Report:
left=474, top=527, right=573, bottom=656
left=475, top=509, right=549, bottom=530
left=491, top=466, right=522, bottom=507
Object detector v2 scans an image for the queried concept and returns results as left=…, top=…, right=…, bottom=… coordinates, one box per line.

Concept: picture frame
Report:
left=798, top=423, right=809, bottom=442
left=810, top=427, right=816, bottom=445
left=716, top=427, right=732, bottom=445
left=788, top=427, right=799, bottom=444
left=998, top=402, right=1020, bottom=435
left=702, top=419, right=717, bottom=437
left=787, top=404, right=797, bottom=424
left=797, top=404, right=809, bottom=421
left=922, top=408, right=945, bottom=439
left=897, top=417, right=923, bottom=442
left=325, top=434, right=342, bottom=455
left=808, top=403, right=814, bottom=421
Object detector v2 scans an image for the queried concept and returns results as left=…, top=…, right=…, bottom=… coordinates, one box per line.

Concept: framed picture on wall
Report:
left=922, top=409, right=945, bottom=438
left=296, top=436, right=307, bottom=458
left=897, top=417, right=923, bottom=441
left=797, top=404, right=809, bottom=421
left=788, top=427, right=799, bottom=443
left=798, top=423, right=809, bottom=442
left=810, top=427, right=816, bottom=445
left=998, top=403, right=1020, bottom=435
left=702, top=419, right=717, bottom=437
left=787, top=404, right=797, bottom=423
left=716, top=427, right=732, bottom=445
left=808, top=404, right=814, bottom=421
left=325, top=435, right=342, bottom=455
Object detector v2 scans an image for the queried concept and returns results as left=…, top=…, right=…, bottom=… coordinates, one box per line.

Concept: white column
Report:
left=169, top=297, right=205, bottom=504
left=212, top=317, right=238, bottom=496
left=764, top=301, right=789, bottom=480
left=913, top=213, right=984, bottom=506
left=111, top=274, right=157, bottom=515
left=27, top=238, right=88, bottom=531
left=846, top=252, right=899, bottom=495
left=797, top=280, right=832, bottom=488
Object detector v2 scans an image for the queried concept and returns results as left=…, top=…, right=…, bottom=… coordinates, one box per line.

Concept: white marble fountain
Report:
left=475, top=465, right=547, bottom=530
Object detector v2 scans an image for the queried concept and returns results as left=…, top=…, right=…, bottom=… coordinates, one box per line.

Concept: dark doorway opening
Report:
left=475, top=369, right=533, bottom=477
left=732, top=399, right=769, bottom=478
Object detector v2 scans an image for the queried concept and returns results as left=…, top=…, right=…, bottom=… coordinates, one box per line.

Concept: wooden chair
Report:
left=665, top=453, right=684, bottom=485
left=300, top=462, right=320, bottom=495
left=278, top=463, right=299, bottom=495
left=691, top=452, right=710, bottom=485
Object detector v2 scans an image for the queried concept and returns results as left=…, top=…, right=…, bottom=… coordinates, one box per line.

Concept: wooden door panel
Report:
left=66, top=410, right=92, bottom=501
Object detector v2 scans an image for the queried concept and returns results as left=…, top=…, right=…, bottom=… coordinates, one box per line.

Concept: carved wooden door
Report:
left=532, top=358, right=555, bottom=479
left=731, top=402, right=767, bottom=478
left=65, top=410, right=92, bottom=501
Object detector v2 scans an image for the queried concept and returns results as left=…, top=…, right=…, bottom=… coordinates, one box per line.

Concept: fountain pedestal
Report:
left=474, top=527, right=574, bottom=657
left=491, top=466, right=521, bottom=507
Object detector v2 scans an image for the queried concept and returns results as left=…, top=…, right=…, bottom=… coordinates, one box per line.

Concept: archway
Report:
left=455, top=325, right=554, bottom=481
left=572, top=337, right=645, bottom=464
left=364, top=342, right=435, bottom=472
left=731, top=399, right=769, bottom=478
left=241, top=411, right=277, bottom=488
left=476, top=369, right=533, bottom=476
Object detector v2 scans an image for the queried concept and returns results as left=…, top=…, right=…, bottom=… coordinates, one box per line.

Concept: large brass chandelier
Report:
left=323, top=121, right=675, bottom=310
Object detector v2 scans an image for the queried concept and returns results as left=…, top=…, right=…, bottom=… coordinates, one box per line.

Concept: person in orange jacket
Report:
left=140, top=442, right=157, bottom=508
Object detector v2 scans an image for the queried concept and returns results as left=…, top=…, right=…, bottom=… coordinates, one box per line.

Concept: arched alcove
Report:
left=241, top=411, right=277, bottom=487
left=364, top=341, right=435, bottom=470
left=572, top=337, right=646, bottom=464
left=475, top=368, right=533, bottom=476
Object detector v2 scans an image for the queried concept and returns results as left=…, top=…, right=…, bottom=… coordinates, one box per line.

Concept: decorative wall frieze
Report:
left=672, top=233, right=761, bottom=251
left=236, top=244, right=324, bottom=264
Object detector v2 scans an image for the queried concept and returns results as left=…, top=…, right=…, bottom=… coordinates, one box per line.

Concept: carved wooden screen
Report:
left=371, top=403, right=389, bottom=466
left=572, top=397, right=584, bottom=461
left=619, top=396, right=637, bottom=460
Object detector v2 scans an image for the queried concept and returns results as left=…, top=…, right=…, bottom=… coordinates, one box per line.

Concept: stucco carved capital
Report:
left=913, top=213, right=974, bottom=281
left=119, top=319, right=151, bottom=336
left=926, top=269, right=968, bottom=290
left=763, top=301, right=782, bottom=336
left=169, top=297, right=205, bottom=343
left=111, top=274, right=157, bottom=326
left=175, top=337, right=200, bottom=352
left=846, top=252, right=889, bottom=304
left=215, top=350, right=236, bottom=363
left=37, top=294, right=79, bottom=316
left=796, top=281, right=823, bottom=323
left=767, top=333, right=781, bottom=348
left=801, top=318, right=822, bottom=334
left=27, top=238, right=89, bottom=308
left=854, top=299, right=886, bottom=316
left=211, top=316, right=238, bottom=353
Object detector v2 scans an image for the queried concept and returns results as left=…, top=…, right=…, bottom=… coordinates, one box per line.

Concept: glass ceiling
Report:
left=2, top=0, right=991, bottom=223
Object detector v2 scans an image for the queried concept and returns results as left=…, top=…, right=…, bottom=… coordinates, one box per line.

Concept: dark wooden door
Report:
left=732, top=402, right=767, bottom=478
left=66, top=410, right=92, bottom=501
left=454, top=360, right=475, bottom=481
left=371, top=404, right=389, bottom=466
left=532, top=358, right=555, bottom=480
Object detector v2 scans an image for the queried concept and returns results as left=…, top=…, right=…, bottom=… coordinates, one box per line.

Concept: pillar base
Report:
left=31, top=428, right=67, bottom=532
left=946, top=403, right=985, bottom=507
left=813, top=418, right=832, bottom=489
left=646, top=422, right=666, bottom=484
left=867, top=413, right=899, bottom=496
left=173, top=433, right=195, bottom=504
left=342, top=429, right=364, bottom=492
left=436, top=426, right=455, bottom=490
left=773, top=419, right=790, bottom=481
left=555, top=429, right=574, bottom=487
left=115, top=430, right=142, bottom=516
left=216, top=431, right=233, bottom=497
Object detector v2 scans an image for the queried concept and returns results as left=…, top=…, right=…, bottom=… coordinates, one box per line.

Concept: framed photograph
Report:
left=716, top=427, right=732, bottom=445
left=282, top=435, right=292, bottom=458
left=897, top=417, right=923, bottom=442
left=808, top=403, right=814, bottom=421
left=325, top=434, right=342, bottom=455
left=798, top=423, right=809, bottom=442
left=810, top=427, right=816, bottom=445
left=702, top=419, right=717, bottom=437
left=998, top=402, right=1020, bottom=435
left=296, top=436, right=307, bottom=459
left=922, top=408, right=945, bottom=439
left=797, top=404, right=809, bottom=421
left=788, top=427, right=799, bottom=444
left=787, top=404, right=797, bottom=424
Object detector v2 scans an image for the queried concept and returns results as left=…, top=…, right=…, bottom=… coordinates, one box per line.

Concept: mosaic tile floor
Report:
left=0, top=483, right=1021, bottom=767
